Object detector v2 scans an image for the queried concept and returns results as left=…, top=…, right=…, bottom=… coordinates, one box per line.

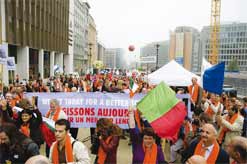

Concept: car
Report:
left=223, top=85, right=237, bottom=97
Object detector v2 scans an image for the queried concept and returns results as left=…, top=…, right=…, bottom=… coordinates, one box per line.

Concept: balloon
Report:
left=128, top=45, right=135, bottom=51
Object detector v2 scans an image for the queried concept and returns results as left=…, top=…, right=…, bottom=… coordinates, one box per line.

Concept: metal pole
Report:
left=155, top=44, right=160, bottom=70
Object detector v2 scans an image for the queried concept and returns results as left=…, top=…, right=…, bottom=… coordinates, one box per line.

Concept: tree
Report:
left=227, top=58, right=239, bottom=72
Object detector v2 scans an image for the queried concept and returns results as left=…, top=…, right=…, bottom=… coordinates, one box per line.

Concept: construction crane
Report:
left=209, top=0, right=221, bottom=65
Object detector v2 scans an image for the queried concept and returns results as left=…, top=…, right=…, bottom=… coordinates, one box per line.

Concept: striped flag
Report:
left=137, top=82, right=187, bottom=139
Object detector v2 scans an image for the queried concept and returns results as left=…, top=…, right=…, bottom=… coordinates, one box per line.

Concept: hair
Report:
left=25, top=155, right=50, bottom=164
left=232, top=137, right=247, bottom=162
left=21, top=109, right=33, bottom=116
left=18, top=98, right=32, bottom=110
left=204, top=123, right=217, bottom=136
left=50, top=99, right=59, bottom=106
left=110, top=124, right=122, bottom=136
left=243, top=97, right=247, bottom=103
left=55, top=119, right=70, bottom=131
left=0, top=123, right=27, bottom=145
left=142, top=127, right=156, bottom=138
left=96, top=118, right=113, bottom=130
left=234, top=144, right=247, bottom=162
left=230, top=105, right=239, bottom=113
left=199, top=112, right=212, bottom=124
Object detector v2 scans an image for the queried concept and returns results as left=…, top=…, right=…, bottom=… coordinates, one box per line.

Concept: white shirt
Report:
left=203, top=144, right=214, bottom=160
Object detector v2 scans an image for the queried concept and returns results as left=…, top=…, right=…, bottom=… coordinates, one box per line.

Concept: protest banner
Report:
left=25, top=92, right=191, bottom=129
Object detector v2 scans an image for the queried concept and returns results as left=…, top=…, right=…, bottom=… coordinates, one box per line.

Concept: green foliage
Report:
left=227, top=58, right=239, bottom=71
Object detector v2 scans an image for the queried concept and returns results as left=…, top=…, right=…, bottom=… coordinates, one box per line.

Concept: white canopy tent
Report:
left=148, top=60, right=201, bottom=86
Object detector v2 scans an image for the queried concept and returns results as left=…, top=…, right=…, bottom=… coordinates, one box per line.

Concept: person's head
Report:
left=5, top=92, right=13, bottom=102
left=186, top=155, right=207, bottom=164
left=65, top=83, right=69, bottom=87
left=200, top=123, right=217, bottom=146
left=142, top=127, right=156, bottom=149
left=96, top=118, right=113, bottom=138
left=199, top=113, right=212, bottom=127
left=229, top=98, right=237, bottom=109
left=18, top=98, right=32, bottom=110
left=20, top=109, right=33, bottom=123
left=183, top=116, right=191, bottom=125
left=0, top=123, right=23, bottom=147
left=71, top=87, right=77, bottom=92
left=228, top=105, right=239, bottom=117
left=191, top=77, right=197, bottom=85
left=54, top=119, right=70, bottom=143
left=226, top=136, right=247, bottom=163
left=25, top=155, right=50, bottom=164
left=49, top=99, right=59, bottom=111
left=243, top=97, right=247, bottom=108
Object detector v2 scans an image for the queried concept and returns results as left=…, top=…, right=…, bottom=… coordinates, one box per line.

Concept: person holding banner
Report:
left=16, top=99, right=44, bottom=148
left=128, top=110, right=166, bottom=164
left=46, top=99, right=67, bottom=121
left=45, top=99, right=67, bottom=157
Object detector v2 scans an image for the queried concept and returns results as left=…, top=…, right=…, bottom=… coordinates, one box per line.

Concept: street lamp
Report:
left=155, top=44, right=160, bottom=70
left=88, top=43, right=93, bottom=73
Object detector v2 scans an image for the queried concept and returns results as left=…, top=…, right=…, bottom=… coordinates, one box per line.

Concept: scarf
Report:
left=97, top=136, right=112, bottom=164
left=20, top=123, right=30, bottom=137
left=188, top=84, right=199, bottom=103
left=64, top=87, right=71, bottom=92
left=194, top=140, right=220, bottom=164
left=52, top=134, right=74, bottom=164
left=218, top=113, right=239, bottom=144
left=134, top=110, right=143, bottom=132
left=142, top=143, right=158, bottom=164
left=46, top=107, right=61, bottom=121
left=205, top=101, right=219, bottom=118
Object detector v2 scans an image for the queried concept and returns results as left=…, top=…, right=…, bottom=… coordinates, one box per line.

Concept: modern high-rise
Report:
left=115, top=48, right=126, bottom=69
left=140, top=41, right=169, bottom=71
left=201, top=22, right=247, bottom=71
left=88, top=14, right=97, bottom=69
left=0, top=0, right=69, bottom=83
left=71, top=0, right=90, bottom=74
left=169, top=26, right=200, bottom=71
left=97, top=41, right=106, bottom=61
left=103, top=49, right=117, bottom=69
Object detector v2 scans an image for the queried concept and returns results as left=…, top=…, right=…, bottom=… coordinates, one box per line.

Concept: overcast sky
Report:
left=88, top=0, right=247, bottom=59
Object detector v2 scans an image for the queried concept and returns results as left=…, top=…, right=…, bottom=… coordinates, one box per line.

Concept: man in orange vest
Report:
left=188, top=77, right=200, bottom=112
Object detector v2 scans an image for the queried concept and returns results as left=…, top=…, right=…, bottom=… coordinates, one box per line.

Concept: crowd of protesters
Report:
left=0, top=71, right=246, bottom=164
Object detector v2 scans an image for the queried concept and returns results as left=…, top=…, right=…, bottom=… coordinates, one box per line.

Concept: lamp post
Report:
left=88, top=43, right=93, bottom=73
left=155, top=44, right=160, bottom=70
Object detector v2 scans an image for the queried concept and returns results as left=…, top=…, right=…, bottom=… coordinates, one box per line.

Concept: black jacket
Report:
left=16, top=109, right=44, bottom=146
left=0, top=137, right=39, bottom=163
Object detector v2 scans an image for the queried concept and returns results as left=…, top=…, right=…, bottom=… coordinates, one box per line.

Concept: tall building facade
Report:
left=169, top=26, right=200, bottom=71
left=140, top=41, right=170, bottom=71
left=1, top=0, right=69, bottom=83
left=115, top=48, right=126, bottom=69
left=201, top=22, right=247, bottom=71
left=72, top=0, right=90, bottom=73
left=97, top=41, right=106, bottom=61
left=88, top=14, right=97, bottom=69
left=103, top=49, right=117, bottom=69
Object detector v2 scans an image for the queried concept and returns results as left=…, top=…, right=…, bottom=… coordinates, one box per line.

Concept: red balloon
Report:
left=128, top=45, right=135, bottom=51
